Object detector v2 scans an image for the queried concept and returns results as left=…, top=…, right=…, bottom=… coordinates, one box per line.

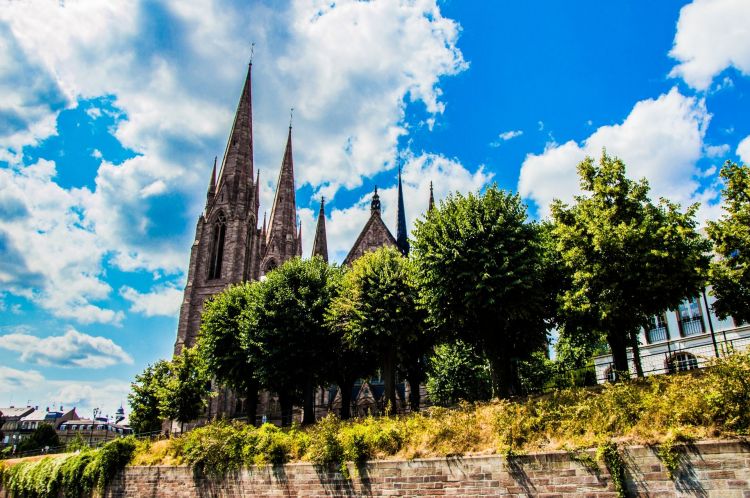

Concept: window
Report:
left=604, top=367, right=616, bottom=383
left=208, top=212, right=227, bottom=280
left=667, top=352, right=699, bottom=373
left=646, top=313, right=669, bottom=343
left=677, top=297, right=705, bottom=337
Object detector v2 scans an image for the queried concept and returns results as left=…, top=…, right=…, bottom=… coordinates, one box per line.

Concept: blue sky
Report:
left=1, top=0, right=749, bottom=418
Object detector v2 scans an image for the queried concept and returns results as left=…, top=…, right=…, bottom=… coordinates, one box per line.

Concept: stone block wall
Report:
left=2, top=440, right=749, bottom=497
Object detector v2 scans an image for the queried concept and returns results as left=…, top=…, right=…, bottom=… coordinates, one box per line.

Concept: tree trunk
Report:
left=406, top=369, right=423, bottom=412
left=630, top=331, right=644, bottom=378
left=302, top=377, right=316, bottom=425
left=245, top=382, right=258, bottom=426
left=279, top=392, right=294, bottom=427
left=382, top=348, right=397, bottom=414
left=608, top=333, right=630, bottom=381
left=488, top=355, right=513, bottom=398
left=339, top=377, right=355, bottom=420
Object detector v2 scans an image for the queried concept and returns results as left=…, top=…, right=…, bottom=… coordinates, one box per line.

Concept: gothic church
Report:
left=174, top=63, right=426, bottom=419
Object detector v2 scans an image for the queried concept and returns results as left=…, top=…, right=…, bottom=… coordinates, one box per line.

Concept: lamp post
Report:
left=88, top=408, right=99, bottom=447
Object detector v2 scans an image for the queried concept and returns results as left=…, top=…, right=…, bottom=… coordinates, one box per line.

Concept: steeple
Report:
left=206, top=156, right=217, bottom=204
left=216, top=62, right=254, bottom=199
left=395, top=167, right=409, bottom=256
left=371, top=187, right=381, bottom=215
left=312, top=197, right=328, bottom=262
left=428, top=181, right=435, bottom=211
left=261, top=211, right=267, bottom=239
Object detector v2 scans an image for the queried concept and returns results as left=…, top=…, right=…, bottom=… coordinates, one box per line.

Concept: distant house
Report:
left=2, top=406, right=79, bottom=448
left=0, top=406, right=35, bottom=447
left=57, top=405, right=132, bottom=444
left=594, top=286, right=750, bottom=382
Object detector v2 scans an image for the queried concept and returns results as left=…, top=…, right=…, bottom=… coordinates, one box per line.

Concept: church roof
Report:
left=342, top=190, right=397, bottom=266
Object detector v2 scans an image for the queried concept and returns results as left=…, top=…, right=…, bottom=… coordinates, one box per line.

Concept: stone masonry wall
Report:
left=2, top=440, right=749, bottom=497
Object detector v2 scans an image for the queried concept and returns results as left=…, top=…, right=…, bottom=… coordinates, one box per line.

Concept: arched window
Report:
left=208, top=212, right=227, bottom=280
left=667, top=352, right=699, bottom=374
left=604, top=366, right=616, bottom=383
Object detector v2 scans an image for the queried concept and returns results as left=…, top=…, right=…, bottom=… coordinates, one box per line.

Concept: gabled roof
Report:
left=0, top=407, right=34, bottom=419
left=342, top=213, right=397, bottom=266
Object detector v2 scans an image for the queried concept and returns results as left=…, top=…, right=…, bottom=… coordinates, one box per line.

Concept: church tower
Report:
left=395, top=167, right=409, bottom=256
left=260, top=126, right=301, bottom=274
left=174, top=63, right=262, bottom=355
left=311, top=198, right=328, bottom=262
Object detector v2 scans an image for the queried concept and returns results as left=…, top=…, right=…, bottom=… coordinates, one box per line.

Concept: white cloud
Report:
left=704, top=144, right=730, bottom=158
left=737, top=135, right=750, bottom=164
left=46, top=380, right=131, bottom=419
left=670, top=0, right=750, bottom=90
left=0, top=328, right=133, bottom=368
left=490, top=130, right=523, bottom=147
left=0, top=0, right=467, bottom=319
left=300, top=152, right=492, bottom=262
left=519, top=88, right=713, bottom=219
left=0, top=366, right=44, bottom=393
left=120, top=284, right=183, bottom=317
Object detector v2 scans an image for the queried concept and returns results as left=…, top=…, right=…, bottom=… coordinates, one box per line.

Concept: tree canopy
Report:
left=412, top=185, right=554, bottom=397
left=551, top=152, right=711, bottom=378
left=128, top=359, right=171, bottom=434
left=708, top=161, right=750, bottom=323
left=158, top=347, right=210, bottom=432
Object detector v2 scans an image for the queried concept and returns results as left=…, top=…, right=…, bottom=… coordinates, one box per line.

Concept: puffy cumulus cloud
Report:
left=300, top=152, right=492, bottom=262
left=120, top=284, right=183, bottom=317
left=0, top=366, right=44, bottom=393
left=46, top=380, right=132, bottom=417
left=737, top=135, right=750, bottom=164
left=670, top=0, right=750, bottom=90
left=0, top=328, right=133, bottom=368
left=0, top=0, right=466, bottom=318
left=519, top=88, right=714, bottom=219
left=0, top=160, right=123, bottom=324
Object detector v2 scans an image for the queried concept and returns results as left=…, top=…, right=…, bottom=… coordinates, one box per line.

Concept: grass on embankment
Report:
left=3, top=351, right=749, bottom=496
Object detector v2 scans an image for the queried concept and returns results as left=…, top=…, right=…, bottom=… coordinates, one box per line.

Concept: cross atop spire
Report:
left=312, top=197, right=328, bottom=262
left=396, top=167, right=409, bottom=256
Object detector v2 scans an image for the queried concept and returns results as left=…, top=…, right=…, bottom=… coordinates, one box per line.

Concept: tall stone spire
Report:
left=216, top=63, right=254, bottom=204
left=296, top=222, right=303, bottom=257
left=206, top=156, right=217, bottom=204
left=261, top=126, right=299, bottom=273
left=395, top=167, right=409, bottom=256
left=428, top=181, right=435, bottom=211
left=311, top=197, right=328, bottom=262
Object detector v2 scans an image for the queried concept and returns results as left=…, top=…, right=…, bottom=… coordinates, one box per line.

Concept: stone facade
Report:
left=85, top=440, right=750, bottom=497
left=343, top=189, right=398, bottom=266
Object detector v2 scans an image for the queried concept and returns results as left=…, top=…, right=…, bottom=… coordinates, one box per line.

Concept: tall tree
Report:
left=425, top=340, right=492, bottom=406
left=412, top=185, right=553, bottom=397
left=328, top=246, right=427, bottom=412
left=198, top=282, right=262, bottom=424
left=253, top=257, right=341, bottom=426
left=158, top=347, right=210, bottom=433
left=551, top=152, right=711, bottom=379
left=128, top=360, right=170, bottom=434
left=707, top=161, right=750, bottom=323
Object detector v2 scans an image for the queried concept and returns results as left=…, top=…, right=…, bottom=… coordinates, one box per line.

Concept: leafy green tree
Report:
left=707, top=161, right=750, bottom=323
left=551, top=152, right=711, bottom=379
left=253, top=257, right=342, bottom=426
left=412, top=185, right=553, bottom=397
left=17, top=424, right=60, bottom=453
left=198, top=282, right=262, bottom=423
left=425, top=341, right=492, bottom=406
left=158, top=347, right=211, bottom=433
left=328, top=247, right=427, bottom=412
left=128, top=359, right=170, bottom=434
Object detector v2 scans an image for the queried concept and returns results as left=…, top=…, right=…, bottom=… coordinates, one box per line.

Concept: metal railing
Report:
left=0, top=430, right=163, bottom=460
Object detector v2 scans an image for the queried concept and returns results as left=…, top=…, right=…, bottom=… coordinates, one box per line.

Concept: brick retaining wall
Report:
left=3, top=440, right=749, bottom=497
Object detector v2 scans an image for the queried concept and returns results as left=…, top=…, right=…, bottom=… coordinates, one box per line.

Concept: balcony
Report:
left=680, top=317, right=704, bottom=337
left=647, top=326, right=668, bottom=343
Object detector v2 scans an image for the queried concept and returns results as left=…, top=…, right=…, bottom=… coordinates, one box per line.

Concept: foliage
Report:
left=251, top=257, right=343, bottom=425
left=128, top=359, right=170, bottom=434
left=707, top=161, right=750, bottom=323
left=328, top=247, right=427, bottom=411
left=412, top=185, right=556, bottom=397
left=17, top=424, right=61, bottom=453
left=127, top=350, right=750, bottom=471
left=0, top=437, right=136, bottom=498
left=198, top=282, right=262, bottom=420
left=551, top=152, right=711, bottom=378
left=65, top=432, right=89, bottom=453
left=425, top=340, right=492, bottom=406
left=597, top=441, right=626, bottom=498
left=158, top=347, right=210, bottom=431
